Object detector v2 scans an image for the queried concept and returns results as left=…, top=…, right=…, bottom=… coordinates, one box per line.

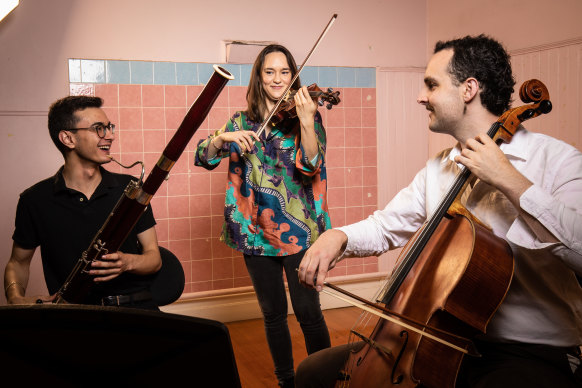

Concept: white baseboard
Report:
left=161, top=273, right=388, bottom=323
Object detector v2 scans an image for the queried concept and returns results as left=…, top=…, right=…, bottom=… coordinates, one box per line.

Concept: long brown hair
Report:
left=244, top=44, right=301, bottom=123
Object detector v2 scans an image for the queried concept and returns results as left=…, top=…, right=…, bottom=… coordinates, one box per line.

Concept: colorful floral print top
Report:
left=195, top=111, right=331, bottom=256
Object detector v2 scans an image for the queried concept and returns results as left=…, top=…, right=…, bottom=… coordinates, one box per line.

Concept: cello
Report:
left=323, top=79, right=552, bottom=387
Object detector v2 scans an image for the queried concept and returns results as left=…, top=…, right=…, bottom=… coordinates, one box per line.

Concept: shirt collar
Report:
left=445, top=126, right=529, bottom=164
left=498, top=126, right=528, bottom=161
left=52, top=165, right=120, bottom=195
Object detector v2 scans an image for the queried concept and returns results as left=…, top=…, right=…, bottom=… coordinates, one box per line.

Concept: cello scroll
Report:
left=495, top=79, right=552, bottom=143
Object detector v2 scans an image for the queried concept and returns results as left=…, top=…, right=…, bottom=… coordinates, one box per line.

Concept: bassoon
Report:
left=54, top=65, right=234, bottom=304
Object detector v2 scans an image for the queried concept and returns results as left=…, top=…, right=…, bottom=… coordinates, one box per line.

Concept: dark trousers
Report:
left=295, top=340, right=581, bottom=388
left=457, top=340, right=580, bottom=388
left=244, top=251, right=331, bottom=385
left=295, top=343, right=354, bottom=388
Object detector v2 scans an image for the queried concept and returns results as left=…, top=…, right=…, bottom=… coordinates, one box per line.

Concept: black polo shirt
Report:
left=13, top=166, right=156, bottom=302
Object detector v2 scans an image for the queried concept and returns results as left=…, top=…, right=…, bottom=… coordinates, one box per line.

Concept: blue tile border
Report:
left=299, top=66, right=318, bottom=87
left=176, top=63, right=198, bottom=85
left=106, top=60, right=130, bottom=84
left=130, top=61, right=153, bottom=84
left=153, top=62, right=176, bottom=85
left=69, top=59, right=375, bottom=88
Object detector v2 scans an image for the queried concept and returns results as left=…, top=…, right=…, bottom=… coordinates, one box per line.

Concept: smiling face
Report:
left=417, top=49, right=466, bottom=136
left=66, top=107, right=114, bottom=165
left=261, top=51, right=292, bottom=107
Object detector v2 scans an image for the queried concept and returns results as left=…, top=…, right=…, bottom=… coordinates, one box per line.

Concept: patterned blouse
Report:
left=195, top=111, right=331, bottom=256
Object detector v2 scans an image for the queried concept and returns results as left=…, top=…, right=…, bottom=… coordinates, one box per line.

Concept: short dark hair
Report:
left=245, top=44, right=301, bottom=122
left=434, top=35, right=515, bottom=116
left=48, top=95, right=103, bottom=155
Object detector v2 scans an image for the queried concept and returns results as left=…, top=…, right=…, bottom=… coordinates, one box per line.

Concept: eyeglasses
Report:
left=69, top=123, right=115, bottom=139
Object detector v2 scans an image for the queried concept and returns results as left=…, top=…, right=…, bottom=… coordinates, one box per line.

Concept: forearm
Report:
left=195, top=130, right=226, bottom=169
left=125, top=247, right=162, bottom=275
left=206, top=135, right=223, bottom=159
left=299, top=121, right=319, bottom=161
left=4, top=260, right=29, bottom=301
left=295, top=88, right=321, bottom=162
left=130, top=227, right=162, bottom=275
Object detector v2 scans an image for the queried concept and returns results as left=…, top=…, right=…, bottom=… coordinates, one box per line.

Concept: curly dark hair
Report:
left=48, top=95, right=103, bottom=155
left=434, top=35, right=515, bottom=116
left=245, top=44, right=301, bottom=123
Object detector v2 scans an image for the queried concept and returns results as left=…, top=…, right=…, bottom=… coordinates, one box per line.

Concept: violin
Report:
left=270, top=84, right=341, bottom=126
left=324, top=79, right=552, bottom=388
left=255, top=14, right=338, bottom=138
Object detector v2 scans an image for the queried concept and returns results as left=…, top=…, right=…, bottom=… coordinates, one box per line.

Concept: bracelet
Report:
left=210, top=137, right=221, bottom=151
left=5, top=281, right=24, bottom=294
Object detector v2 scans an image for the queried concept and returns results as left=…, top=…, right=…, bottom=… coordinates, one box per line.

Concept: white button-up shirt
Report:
left=339, top=128, right=582, bottom=346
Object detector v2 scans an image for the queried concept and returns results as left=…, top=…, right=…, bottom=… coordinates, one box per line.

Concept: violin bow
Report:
left=255, top=13, right=338, bottom=138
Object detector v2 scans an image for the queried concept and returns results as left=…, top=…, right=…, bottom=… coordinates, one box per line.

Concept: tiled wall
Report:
left=69, top=59, right=378, bottom=294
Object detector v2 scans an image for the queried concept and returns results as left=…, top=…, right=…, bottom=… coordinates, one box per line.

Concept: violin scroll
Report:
left=317, top=87, right=341, bottom=110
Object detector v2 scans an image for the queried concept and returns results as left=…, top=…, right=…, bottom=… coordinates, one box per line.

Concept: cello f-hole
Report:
left=391, top=330, right=409, bottom=385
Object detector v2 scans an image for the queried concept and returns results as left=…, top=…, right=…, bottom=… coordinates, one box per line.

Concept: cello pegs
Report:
left=539, top=100, right=552, bottom=114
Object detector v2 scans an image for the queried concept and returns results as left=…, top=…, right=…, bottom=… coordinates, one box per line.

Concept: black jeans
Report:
left=244, top=250, right=331, bottom=385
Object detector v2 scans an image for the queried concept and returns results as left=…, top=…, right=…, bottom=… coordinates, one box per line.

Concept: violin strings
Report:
left=256, top=14, right=337, bottom=138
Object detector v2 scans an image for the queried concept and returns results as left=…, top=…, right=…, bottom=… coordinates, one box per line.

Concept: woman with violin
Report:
left=296, top=35, right=582, bottom=387
left=195, top=44, right=331, bottom=387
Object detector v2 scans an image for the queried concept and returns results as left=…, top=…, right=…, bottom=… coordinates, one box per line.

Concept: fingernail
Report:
left=316, top=286, right=322, bottom=292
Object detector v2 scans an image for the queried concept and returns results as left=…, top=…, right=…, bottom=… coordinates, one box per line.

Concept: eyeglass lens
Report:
left=95, top=123, right=115, bottom=138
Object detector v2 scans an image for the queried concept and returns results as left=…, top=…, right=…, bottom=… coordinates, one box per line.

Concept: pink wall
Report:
left=426, top=0, right=582, bottom=52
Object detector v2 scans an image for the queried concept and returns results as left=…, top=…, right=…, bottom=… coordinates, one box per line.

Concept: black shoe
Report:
left=279, top=376, right=295, bottom=388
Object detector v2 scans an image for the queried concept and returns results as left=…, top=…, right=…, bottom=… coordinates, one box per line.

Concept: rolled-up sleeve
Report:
left=507, top=148, right=582, bottom=271
left=338, top=167, right=428, bottom=258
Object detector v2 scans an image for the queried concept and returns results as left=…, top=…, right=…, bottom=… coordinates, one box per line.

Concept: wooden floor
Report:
left=226, top=306, right=368, bottom=388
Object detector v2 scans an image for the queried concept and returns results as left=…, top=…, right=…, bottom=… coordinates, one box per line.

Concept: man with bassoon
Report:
left=4, top=96, right=162, bottom=310
left=296, top=35, right=582, bottom=387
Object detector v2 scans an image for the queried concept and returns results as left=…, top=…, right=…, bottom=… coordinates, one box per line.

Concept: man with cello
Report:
left=296, top=35, right=582, bottom=387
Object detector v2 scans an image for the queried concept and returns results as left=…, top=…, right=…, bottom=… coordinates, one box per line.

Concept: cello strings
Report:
left=322, top=288, right=473, bottom=355
left=383, top=121, right=502, bottom=303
